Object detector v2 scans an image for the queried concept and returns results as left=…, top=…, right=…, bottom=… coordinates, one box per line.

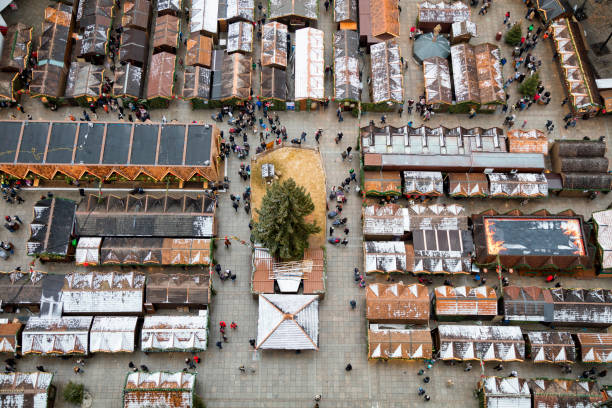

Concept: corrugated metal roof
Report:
left=575, top=333, right=612, bottom=363
left=368, top=327, right=432, bottom=360
left=502, top=286, right=555, bottom=322
left=141, top=315, right=208, bottom=352
left=437, top=325, right=524, bottom=362
left=550, top=288, right=612, bottom=326
left=526, top=331, right=576, bottom=363
left=90, top=316, right=138, bottom=353
left=434, top=285, right=497, bottom=316
left=366, top=283, right=430, bottom=323
left=257, top=294, right=318, bottom=350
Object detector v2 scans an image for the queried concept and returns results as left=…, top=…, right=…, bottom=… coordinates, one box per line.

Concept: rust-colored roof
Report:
left=363, top=171, right=402, bottom=195
left=185, top=33, right=213, bottom=67
left=447, top=172, right=489, bottom=197
left=366, top=283, right=430, bottom=323
left=252, top=247, right=274, bottom=294
left=575, top=333, right=612, bottom=363
left=434, top=285, right=497, bottom=316
left=44, top=4, right=73, bottom=27
left=153, top=14, right=179, bottom=51
left=368, top=328, right=432, bottom=359
left=303, top=248, right=325, bottom=294
left=531, top=379, right=603, bottom=407
left=122, top=0, right=151, bottom=30
left=146, top=51, right=175, bottom=99
left=0, top=322, right=22, bottom=353
left=370, top=0, right=399, bottom=39
left=504, top=286, right=554, bottom=302
left=507, top=129, right=549, bottom=155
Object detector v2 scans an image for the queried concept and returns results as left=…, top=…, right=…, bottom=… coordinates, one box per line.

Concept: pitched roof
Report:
left=363, top=203, right=404, bottom=237
left=434, top=286, right=497, bottom=316
left=402, top=203, right=467, bottom=230
left=261, top=22, right=287, bottom=68
left=294, top=28, right=325, bottom=101
left=526, top=331, right=576, bottom=363
left=366, top=283, right=430, bottom=323
left=364, top=241, right=408, bottom=273
left=90, top=316, right=138, bottom=353
left=27, top=197, right=77, bottom=257
left=481, top=376, right=531, bottom=408
left=550, top=288, right=612, bottom=326
left=0, top=372, right=53, bottom=408
left=124, top=371, right=195, bottom=408
left=0, top=321, right=23, bottom=353
left=22, top=316, right=92, bottom=355
left=575, top=333, right=612, bottom=363
left=412, top=229, right=473, bottom=274
left=502, top=286, right=555, bottom=322
left=141, top=314, right=208, bottom=352
left=145, top=273, right=210, bottom=306
left=593, top=209, right=612, bottom=270
left=368, top=327, right=432, bottom=360
left=257, top=294, right=319, bottom=350
left=437, top=325, right=525, bottom=362
left=530, top=379, right=602, bottom=408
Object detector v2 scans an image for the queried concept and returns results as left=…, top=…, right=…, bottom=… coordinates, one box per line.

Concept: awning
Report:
left=402, top=171, right=443, bottom=196
left=363, top=171, right=401, bottom=196
left=447, top=173, right=489, bottom=197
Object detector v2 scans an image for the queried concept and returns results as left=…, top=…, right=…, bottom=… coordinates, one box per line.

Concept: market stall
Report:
left=122, top=0, right=151, bottom=31
left=363, top=171, right=402, bottom=196
left=417, top=0, right=470, bottom=33
left=261, top=22, right=287, bottom=68
left=434, top=286, right=497, bottom=319
left=218, top=0, right=255, bottom=31
left=525, top=331, right=576, bottom=364
left=362, top=204, right=404, bottom=240
left=364, top=241, right=409, bottom=274
left=434, top=325, right=525, bottom=362
left=64, top=62, right=104, bottom=105
left=0, top=23, right=33, bottom=72
left=260, top=66, right=287, bottom=109
left=295, top=27, right=325, bottom=109
left=156, top=0, right=181, bottom=16
left=402, top=171, right=443, bottom=196
left=369, top=40, right=403, bottom=109
left=412, top=228, right=473, bottom=274
left=593, top=209, right=612, bottom=275
left=120, top=28, right=149, bottom=67
left=473, top=43, right=504, bottom=110
left=478, top=377, right=531, bottom=408
left=423, top=56, right=452, bottom=111
left=146, top=51, right=176, bottom=107
left=507, top=129, right=548, bottom=155
left=574, top=333, right=612, bottom=363
left=190, top=0, right=218, bottom=37
left=550, top=288, right=612, bottom=327
left=487, top=173, right=548, bottom=198
left=124, top=372, right=196, bottom=408
left=153, top=14, right=180, bottom=53
left=112, top=63, right=144, bottom=100
left=334, top=0, right=357, bottom=29
left=530, top=380, right=603, bottom=407
left=402, top=203, right=468, bottom=231
left=227, top=21, right=253, bottom=54
left=333, top=30, right=360, bottom=106
left=551, top=139, right=612, bottom=193
left=78, top=16, right=111, bottom=64
left=217, top=52, right=252, bottom=104
left=368, top=326, right=432, bottom=360
left=269, top=0, right=318, bottom=27
left=186, top=33, right=213, bottom=67
left=27, top=197, right=77, bottom=261
left=370, top=0, right=399, bottom=40
left=366, top=283, right=429, bottom=324
left=22, top=316, right=93, bottom=356
left=183, top=66, right=212, bottom=108
left=146, top=273, right=211, bottom=309
left=89, top=316, right=138, bottom=353
left=141, top=315, right=208, bottom=352
left=447, top=173, right=489, bottom=198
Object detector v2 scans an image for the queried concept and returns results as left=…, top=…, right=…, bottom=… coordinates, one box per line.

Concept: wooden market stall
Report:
left=294, top=28, right=324, bottom=110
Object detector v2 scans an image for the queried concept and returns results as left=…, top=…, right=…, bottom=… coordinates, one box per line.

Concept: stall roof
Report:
left=124, top=371, right=195, bottom=408
left=334, top=30, right=360, bottom=102
left=450, top=42, right=479, bottom=104
left=575, top=333, right=612, bottom=363
left=437, top=325, right=525, bottom=362
left=507, top=129, right=549, bottom=155
left=152, top=14, right=179, bottom=51
left=364, top=241, right=408, bottom=274
left=0, top=271, right=46, bottom=307
left=423, top=56, right=452, bottom=105
left=363, top=203, right=404, bottom=238
left=156, top=0, right=181, bottom=14
left=0, top=372, right=54, bottom=408
left=402, top=203, right=467, bottom=231
left=370, top=0, right=399, bottom=39
left=448, top=173, right=489, bottom=197
left=227, top=21, right=253, bottom=54
left=593, top=209, right=612, bottom=270
left=30, top=63, right=66, bottom=99
left=251, top=246, right=274, bottom=294
left=526, top=331, right=576, bottom=363
left=402, top=171, right=443, bottom=196
left=141, top=314, right=208, bottom=352
left=480, top=377, right=531, bottom=408
left=186, top=33, right=213, bottom=67
left=65, top=62, right=104, bottom=99
left=146, top=273, right=210, bottom=307
left=0, top=321, right=22, bottom=354
left=488, top=173, right=548, bottom=198
left=530, top=379, right=602, bottom=408
left=60, top=271, right=145, bottom=314
left=90, top=316, right=138, bottom=353
left=77, top=194, right=216, bottom=237
left=418, top=0, right=470, bottom=27
left=112, top=63, right=143, bottom=98
left=100, top=237, right=211, bottom=265
left=79, top=18, right=111, bottom=57
left=473, top=212, right=590, bottom=270
left=363, top=171, right=402, bottom=196
left=120, top=28, right=148, bottom=66
left=38, top=20, right=71, bottom=67
left=473, top=43, right=504, bottom=105
left=78, top=0, right=114, bottom=27
left=22, top=316, right=92, bottom=355
left=183, top=66, right=212, bottom=100
left=358, top=0, right=380, bottom=44
left=222, top=0, right=255, bottom=22
left=434, top=285, right=497, bottom=316
left=412, top=229, right=473, bottom=274
left=0, top=73, right=17, bottom=103
left=217, top=52, right=251, bottom=100
left=502, top=286, right=554, bottom=322
left=295, top=28, right=324, bottom=101
left=44, top=3, right=72, bottom=27
left=190, top=0, right=218, bottom=35
left=370, top=40, right=403, bottom=104
left=27, top=197, right=77, bottom=258
left=75, top=237, right=102, bottom=265
left=366, top=283, right=429, bottom=323
left=368, top=327, right=432, bottom=360
left=0, top=121, right=220, bottom=182
left=334, top=0, right=357, bottom=23
left=0, top=23, right=33, bottom=72
left=260, top=66, right=287, bottom=101
left=536, top=0, right=573, bottom=23
left=550, top=288, right=612, bottom=326
left=257, top=294, right=319, bottom=350
left=269, top=0, right=318, bottom=21
left=551, top=139, right=611, bottom=191
left=146, top=51, right=175, bottom=99
left=122, top=0, right=151, bottom=31
left=550, top=18, right=602, bottom=113
left=261, top=22, right=287, bottom=68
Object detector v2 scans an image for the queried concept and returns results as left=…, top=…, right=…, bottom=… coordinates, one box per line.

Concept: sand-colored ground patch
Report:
left=250, top=147, right=327, bottom=248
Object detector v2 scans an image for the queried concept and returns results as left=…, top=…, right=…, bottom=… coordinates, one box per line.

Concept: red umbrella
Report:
left=410, top=26, right=416, bottom=33
left=546, top=275, right=554, bottom=282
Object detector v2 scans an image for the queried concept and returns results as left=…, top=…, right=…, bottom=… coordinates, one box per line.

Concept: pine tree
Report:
left=505, top=23, right=522, bottom=46
left=519, top=73, right=540, bottom=97
left=252, top=178, right=321, bottom=260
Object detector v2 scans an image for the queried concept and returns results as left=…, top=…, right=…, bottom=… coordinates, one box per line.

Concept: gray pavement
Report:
left=1, top=0, right=612, bottom=407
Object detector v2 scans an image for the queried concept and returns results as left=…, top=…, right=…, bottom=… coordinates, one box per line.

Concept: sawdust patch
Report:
left=250, top=147, right=326, bottom=248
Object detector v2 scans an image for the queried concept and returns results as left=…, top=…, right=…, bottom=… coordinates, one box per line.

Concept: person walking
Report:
left=345, top=363, right=352, bottom=371
left=469, top=108, right=476, bottom=119
left=380, top=114, right=386, bottom=124
left=329, top=226, right=334, bottom=236
left=350, top=300, right=356, bottom=309
left=216, top=341, right=223, bottom=350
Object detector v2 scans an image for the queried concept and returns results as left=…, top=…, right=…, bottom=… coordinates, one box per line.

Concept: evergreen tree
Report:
left=519, top=73, right=540, bottom=97
left=252, top=178, right=320, bottom=260
left=505, top=23, right=522, bottom=46
left=63, top=382, right=84, bottom=405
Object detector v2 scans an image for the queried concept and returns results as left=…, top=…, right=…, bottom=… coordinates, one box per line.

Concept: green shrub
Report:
left=505, top=23, right=522, bottom=46
left=519, top=73, right=540, bottom=97
left=194, top=395, right=206, bottom=408
left=63, top=382, right=84, bottom=405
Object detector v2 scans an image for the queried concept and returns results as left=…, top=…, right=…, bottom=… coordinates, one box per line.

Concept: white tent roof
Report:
left=141, top=314, right=208, bottom=352
left=294, top=28, right=324, bottom=100
left=191, top=0, right=218, bottom=34
left=90, top=316, right=138, bottom=353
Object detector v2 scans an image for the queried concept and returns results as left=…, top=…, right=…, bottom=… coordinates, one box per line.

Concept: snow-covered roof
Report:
left=593, top=209, right=612, bottom=269
left=124, top=371, right=195, bottom=408
left=261, top=22, right=287, bottom=68
left=363, top=204, right=404, bottom=237
left=224, top=0, right=254, bottom=21
left=481, top=376, right=531, bottom=408
left=370, top=40, right=403, bottom=104
left=402, top=203, right=467, bottom=231
left=530, top=379, right=602, bottom=408
left=364, top=241, right=407, bottom=273
left=368, top=327, right=432, bottom=360
left=402, top=171, right=443, bottom=196
left=227, top=21, right=253, bottom=54
left=550, top=288, right=612, bottom=326
left=488, top=173, right=548, bottom=198
left=0, top=372, right=53, bottom=408
left=0, top=321, right=22, bottom=353
left=75, top=237, right=102, bottom=265
left=60, top=272, right=145, bottom=314
left=89, top=316, right=138, bottom=353
left=437, top=325, right=525, bottom=362
left=366, top=283, right=430, bottom=323
left=141, top=314, right=208, bottom=352
left=257, top=294, right=319, bottom=350
left=190, top=0, right=218, bottom=34
left=294, top=28, right=324, bottom=101
left=575, top=333, right=612, bottom=363
left=526, top=331, right=576, bottom=363
left=434, top=286, right=497, bottom=316
left=22, top=316, right=92, bottom=355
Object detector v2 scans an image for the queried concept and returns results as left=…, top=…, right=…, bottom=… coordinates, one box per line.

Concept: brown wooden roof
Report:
left=366, top=283, right=430, bottom=323
left=434, top=285, right=497, bottom=316
left=370, top=0, right=399, bottom=40
left=185, top=33, right=213, bottom=68
left=368, top=328, right=432, bottom=359
left=153, top=14, right=179, bottom=51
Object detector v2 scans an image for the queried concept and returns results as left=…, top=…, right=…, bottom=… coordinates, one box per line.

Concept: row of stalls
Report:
left=361, top=124, right=612, bottom=197
left=363, top=203, right=601, bottom=276
left=0, top=23, right=33, bottom=105
left=478, top=377, right=606, bottom=408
